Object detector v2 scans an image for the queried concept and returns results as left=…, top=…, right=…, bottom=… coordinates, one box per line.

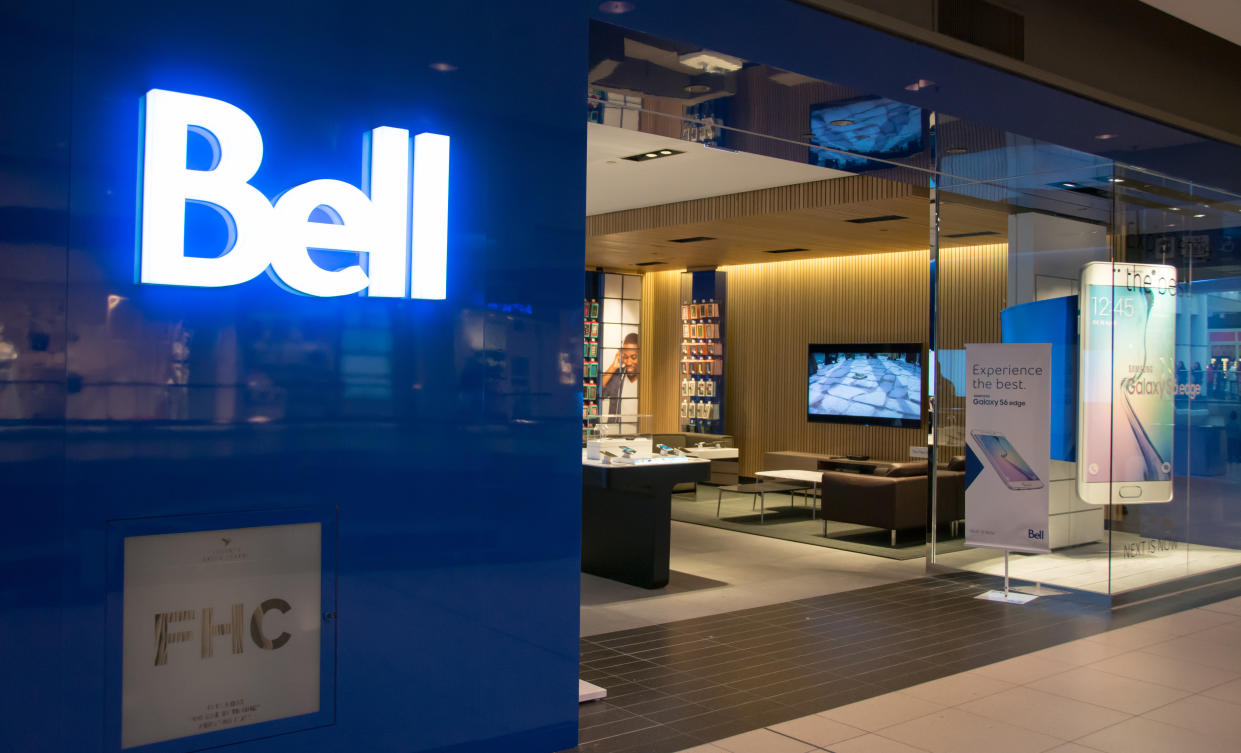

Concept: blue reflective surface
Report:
left=1, top=2, right=585, bottom=752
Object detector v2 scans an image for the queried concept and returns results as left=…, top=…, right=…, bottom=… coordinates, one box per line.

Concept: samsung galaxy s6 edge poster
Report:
left=1077, top=262, right=1176, bottom=504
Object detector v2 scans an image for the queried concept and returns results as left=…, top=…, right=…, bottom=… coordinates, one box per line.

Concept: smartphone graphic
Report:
left=1077, top=262, right=1175, bottom=504
left=970, top=430, right=1044, bottom=490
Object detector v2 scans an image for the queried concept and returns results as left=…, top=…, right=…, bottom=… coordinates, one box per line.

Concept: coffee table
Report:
left=755, top=469, right=823, bottom=518
left=716, top=480, right=813, bottom=523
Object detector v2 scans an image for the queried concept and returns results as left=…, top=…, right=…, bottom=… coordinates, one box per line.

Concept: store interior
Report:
left=579, top=20, right=1241, bottom=615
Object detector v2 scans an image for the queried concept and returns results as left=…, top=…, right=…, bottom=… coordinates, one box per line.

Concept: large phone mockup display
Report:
left=1077, top=262, right=1176, bottom=504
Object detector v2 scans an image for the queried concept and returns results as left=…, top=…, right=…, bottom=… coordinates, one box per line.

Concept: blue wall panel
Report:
left=1, top=1, right=585, bottom=752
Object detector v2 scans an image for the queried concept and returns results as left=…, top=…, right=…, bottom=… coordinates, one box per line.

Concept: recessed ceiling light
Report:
left=683, top=83, right=711, bottom=94
left=1194, top=213, right=1207, bottom=218
left=1096, top=133, right=1119, bottom=140
left=597, top=1, right=635, bottom=13
left=679, top=50, right=744, bottom=73
left=905, top=79, right=936, bottom=91
left=944, top=147, right=968, bottom=155
left=622, top=148, right=684, bottom=162
left=1170, top=207, right=1181, bottom=211
left=1062, top=182, right=1078, bottom=188
left=1108, top=177, right=1125, bottom=183
left=429, top=62, right=458, bottom=72
left=830, top=119, right=854, bottom=126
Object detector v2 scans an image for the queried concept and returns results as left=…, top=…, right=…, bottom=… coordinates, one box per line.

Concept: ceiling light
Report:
left=1096, top=133, right=1119, bottom=140
left=905, top=79, right=936, bottom=92
left=944, top=147, right=968, bottom=155
left=683, top=83, right=711, bottom=94
left=829, top=119, right=854, bottom=127
left=1108, top=177, right=1125, bottom=183
left=1062, top=182, right=1078, bottom=188
left=1194, top=213, right=1206, bottom=218
left=429, top=62, right=457, bottom=72
left=679, top=50, right=744, bottom=73
left=1170, top=207, right=1181, bottom=211
left=597, top=1, right=635, bottom=13
left=846, top=215, right=906, bottom=224
left=622, top=148, right=684, bottom=162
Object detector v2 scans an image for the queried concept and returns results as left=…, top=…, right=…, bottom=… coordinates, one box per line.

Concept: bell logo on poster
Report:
left=137, top=89, right=449, bottom=299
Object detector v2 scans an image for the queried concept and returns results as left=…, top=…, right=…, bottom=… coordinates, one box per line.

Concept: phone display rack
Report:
left=583, top=297, right=600, bottom=439
left=679, top=270, right=726, bottom=434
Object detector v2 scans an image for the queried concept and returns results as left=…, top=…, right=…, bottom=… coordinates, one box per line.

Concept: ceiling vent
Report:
left=944, top=231, right=1000, bottom=238
left=845, top=215, right=906, bottom=224
left=622, top=148, right=684, bottom=162
left=635, top=260, right=665, bottom=266
left=668, top=236, right=715, bottom=243
left=764, top=248, right=809, bottom=254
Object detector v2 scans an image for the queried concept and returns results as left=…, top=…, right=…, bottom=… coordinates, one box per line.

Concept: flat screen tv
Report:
left=808, top=344, right=923, bottom=428
left=807, top=96, right=926, bottom=172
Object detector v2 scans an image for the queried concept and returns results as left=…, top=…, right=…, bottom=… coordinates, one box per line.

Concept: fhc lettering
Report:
left=153, top=598, right=293, bottom=666
left=138, top=89, right=449, bottom=299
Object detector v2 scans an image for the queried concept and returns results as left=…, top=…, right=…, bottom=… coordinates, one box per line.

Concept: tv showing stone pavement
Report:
left=809, top=352, right=921, bottom=420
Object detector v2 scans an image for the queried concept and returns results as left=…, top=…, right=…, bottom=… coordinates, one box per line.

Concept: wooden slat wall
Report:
left=935, top=243, right=1009, bottom=455
left=719, top=251, right=931, bottom=476
left=640, top=269, right=684, bottom=433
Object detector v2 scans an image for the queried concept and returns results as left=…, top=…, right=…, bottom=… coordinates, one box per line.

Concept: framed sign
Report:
left=105, top=507, right=336, bottom=752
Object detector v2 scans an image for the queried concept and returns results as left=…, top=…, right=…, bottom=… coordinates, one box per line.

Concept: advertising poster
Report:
left=965, top=343, right=1051, bottom=554
left=121, top=522, right=322, bottom=749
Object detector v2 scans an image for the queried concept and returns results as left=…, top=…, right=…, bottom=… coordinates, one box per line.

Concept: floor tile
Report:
left=711, top=729, right=817, bottom=753
left=1142, top=694, right=1241, bottom=741
left=1133, top=607, right=1239, bottom=637
left=1199, top=595, right=1241, bottom=617
left=1028, top=639, right=1131, bottom=666
left=879, top=707, right=1063, bottom=753
left=1028, top=666, right=1191, bottom=715
left=827, top=734, right=933, bottom=753
left=901, top=672, right=1016, bottom=707
left=818, top=691, right=944, bottom=732
left=1139, top=634, right=1241, bottom=673
left=672, top=746, right=731, bottom=753
left=1040, top=745, right=1105, bottom=753
left=1202, top=676, right=1241, bottom=705
left=970, top=653, right=1076, bottom=685
left=1075, top=716, right=1236, bottom=753
left=1087, top=648, right=1239, bottom=692
left=959, top=686, right=1130, bottom=740
left=1081, top=623, right=1177, bottom=651
left=768, top=714, right=866, bottom=748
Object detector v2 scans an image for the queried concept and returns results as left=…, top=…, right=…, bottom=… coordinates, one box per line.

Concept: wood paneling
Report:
left=720, top=252, right=929, bottom=476
left=640, top=269, right=684, bottom=433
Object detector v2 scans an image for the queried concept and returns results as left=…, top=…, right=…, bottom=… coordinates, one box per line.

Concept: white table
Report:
left=683, top=447, right=739, bottom=460
left=755, top=469, right=823, bottom=518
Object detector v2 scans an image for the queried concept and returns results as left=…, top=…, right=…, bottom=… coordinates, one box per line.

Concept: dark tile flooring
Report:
left=566, top=571, right=1234, bottom=753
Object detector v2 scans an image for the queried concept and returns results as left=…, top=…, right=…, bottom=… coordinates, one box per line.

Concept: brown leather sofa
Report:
left=763, top=451, right=964, bottom=545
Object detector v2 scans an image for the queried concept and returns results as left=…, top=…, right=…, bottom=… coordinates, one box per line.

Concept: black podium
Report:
left=581, top=459, right=710, bottom=589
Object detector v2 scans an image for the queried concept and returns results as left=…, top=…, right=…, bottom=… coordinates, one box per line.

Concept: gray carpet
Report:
left=670, top=485, right=966, bottom=560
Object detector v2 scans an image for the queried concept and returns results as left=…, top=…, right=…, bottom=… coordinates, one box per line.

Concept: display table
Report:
left=684, top=446, right=740, bottom=485
left=581, top=456, right=710, bottom=589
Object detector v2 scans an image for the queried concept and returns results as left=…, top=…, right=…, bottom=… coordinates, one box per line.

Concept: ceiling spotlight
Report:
left=905, top=79, right=936, bottom=92
left=1062, top=182, right=1078, bottom=188
left=1095, top=133, right=1119, bottom=140
left=679, top=50, right=744, bottom=73
left=622, top=148, right=684, bottom=162
left=1108, top=177, right=1125, bottom=183
left=597, top=1, right=635, bottom=13
left=1169, top=207, right=1181, bottom=211
left=1194, top=213, right=1207, bottom=218
left=429, top=62, right=458, bottom=72
left=683, top=83, right=711, bottom=94
left=829, top=119, right=854, bottom=127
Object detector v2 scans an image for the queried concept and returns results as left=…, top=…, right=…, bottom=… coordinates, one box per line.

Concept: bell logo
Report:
left=1028, top=529, right=1045, bottom=540
left=137, top=89, right=449, bottom=299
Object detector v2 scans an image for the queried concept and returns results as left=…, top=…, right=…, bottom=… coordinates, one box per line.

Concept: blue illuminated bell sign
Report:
left=137, top=89, right=449, bottom=299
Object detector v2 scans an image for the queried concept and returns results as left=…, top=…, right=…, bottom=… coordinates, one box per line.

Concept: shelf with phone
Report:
left=679, top=291, right=725, bottom=433
left=583, top=298, right=601, bottom=439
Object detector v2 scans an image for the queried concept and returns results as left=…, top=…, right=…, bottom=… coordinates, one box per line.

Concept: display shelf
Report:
left=679, top=271, right=726, bottom=434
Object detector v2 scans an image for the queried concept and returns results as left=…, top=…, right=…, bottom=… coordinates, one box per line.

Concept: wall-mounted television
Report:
left=808, top=96, right=926, bottom=172
left=808, top=344, right=924, bottom=428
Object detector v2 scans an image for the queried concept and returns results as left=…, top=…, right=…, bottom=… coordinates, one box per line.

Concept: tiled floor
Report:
left=677, top=594, right=1241, bottom=753
left=581, top=521, right=924, bottom=636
